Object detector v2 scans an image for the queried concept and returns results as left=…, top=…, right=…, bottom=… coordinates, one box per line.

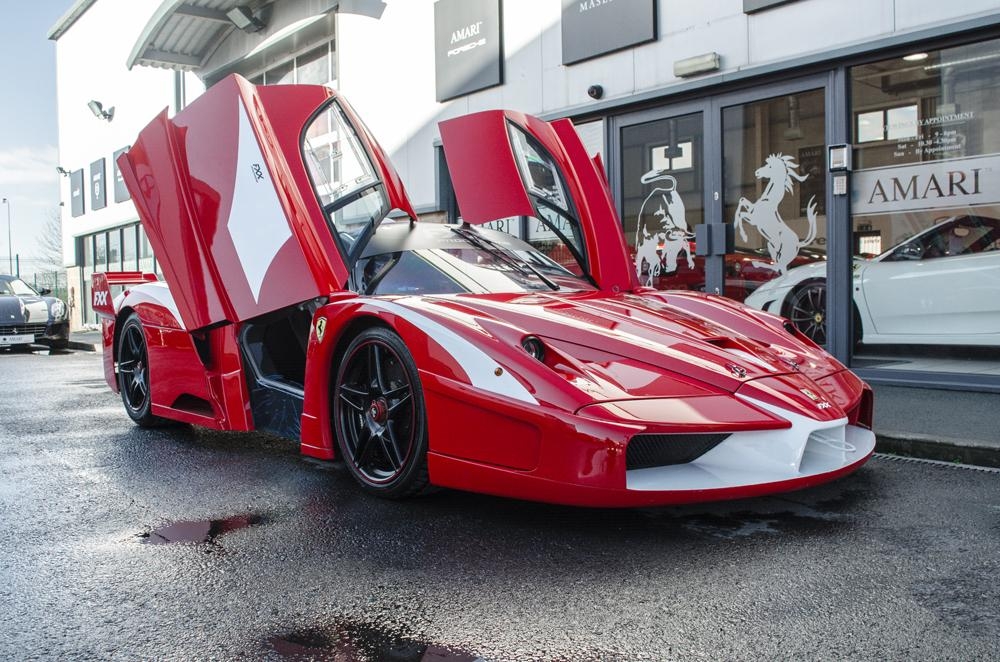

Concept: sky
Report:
left=0, top=1, right=72, bottom=276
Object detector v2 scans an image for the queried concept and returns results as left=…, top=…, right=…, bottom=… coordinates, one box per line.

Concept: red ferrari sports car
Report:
left=93, top=75, right=874, bottom=507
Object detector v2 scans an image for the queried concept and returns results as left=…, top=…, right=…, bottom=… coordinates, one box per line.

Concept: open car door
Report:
left=118, top=74, right=416, bottom=331
left=439, top=111, right=637, bottom=293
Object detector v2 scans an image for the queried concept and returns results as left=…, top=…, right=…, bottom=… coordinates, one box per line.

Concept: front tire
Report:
left=333, top=327, right=429, bottom=499
left=117, top=313, right=162, bottom=427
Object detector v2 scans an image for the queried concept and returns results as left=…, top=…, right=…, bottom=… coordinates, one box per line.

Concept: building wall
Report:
left=53, top=0, right=1000, bottom=325
left=55, top=0, right=1000, bottom=226
left=53, top=0, right=206, bottom=328
left=55, top=0, right=172, bottom=251
left=331, top=0, right=1000, bottom=213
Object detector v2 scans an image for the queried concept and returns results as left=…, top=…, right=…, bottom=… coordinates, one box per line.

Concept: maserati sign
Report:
left=561, top=0, right=656, bottom=65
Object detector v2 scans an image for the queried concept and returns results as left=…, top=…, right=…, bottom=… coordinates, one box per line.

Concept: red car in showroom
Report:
left=93, top=75, right=874, bottom=507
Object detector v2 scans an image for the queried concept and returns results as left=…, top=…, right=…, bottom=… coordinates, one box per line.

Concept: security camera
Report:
left=587, top=85, right=604, bottom=100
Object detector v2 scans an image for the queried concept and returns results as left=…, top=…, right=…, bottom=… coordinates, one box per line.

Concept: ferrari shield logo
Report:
left=315, top=317, right=327, bottom=343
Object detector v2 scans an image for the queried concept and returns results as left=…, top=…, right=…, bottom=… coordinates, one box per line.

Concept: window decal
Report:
left=634, top=171, right=694, bottom=286
left=734, top=154, right=818, bottom=275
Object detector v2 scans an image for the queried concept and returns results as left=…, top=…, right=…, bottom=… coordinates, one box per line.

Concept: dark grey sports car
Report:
left=0, top=275, right=70, bottom=350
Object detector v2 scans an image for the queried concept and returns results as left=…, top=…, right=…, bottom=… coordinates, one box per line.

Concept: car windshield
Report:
left=354, top=223, right=595, bottom=296
left=882, top=216, right=1000, bottom=261
left=0, top=279, right=37, bottom=296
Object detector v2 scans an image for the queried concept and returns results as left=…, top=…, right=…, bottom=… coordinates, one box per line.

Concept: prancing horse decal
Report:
left=734, top=153, right=817, bottom=275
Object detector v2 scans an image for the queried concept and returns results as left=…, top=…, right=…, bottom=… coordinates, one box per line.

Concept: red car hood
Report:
left=397, top=290, right=850, bottom=420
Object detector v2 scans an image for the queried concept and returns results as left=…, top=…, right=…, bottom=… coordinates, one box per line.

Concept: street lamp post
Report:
left=1, top=197, right=10, bottom=275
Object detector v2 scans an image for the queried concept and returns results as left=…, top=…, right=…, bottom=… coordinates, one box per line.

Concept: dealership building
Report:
left=50, top=0, right=1000, bottom=392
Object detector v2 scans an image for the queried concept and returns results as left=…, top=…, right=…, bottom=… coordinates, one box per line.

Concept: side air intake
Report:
left=626, top=433, right=730, bottom=470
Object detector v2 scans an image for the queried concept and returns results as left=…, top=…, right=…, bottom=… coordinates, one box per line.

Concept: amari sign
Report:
left=852, top=154, right=1000, bottom=216
left=562, top=0, right=656, bottom=65
left=434, top=0, right=502, bottom=102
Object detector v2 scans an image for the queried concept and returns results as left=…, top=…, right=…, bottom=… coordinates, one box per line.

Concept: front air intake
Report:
left=626, top=433, right=730, bottom=470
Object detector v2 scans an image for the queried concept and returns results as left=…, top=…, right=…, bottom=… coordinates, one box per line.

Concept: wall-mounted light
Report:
left=902, top=52, right=928, bottom=62
left=784, top=95, right=803, bottom=140
left=56, top=166, right=70, bottom=177
left=227, top=5, right=266, bottom=33
left=88, top=100, right=114, bottom=122
left=673, top=52, right=721, bottom=78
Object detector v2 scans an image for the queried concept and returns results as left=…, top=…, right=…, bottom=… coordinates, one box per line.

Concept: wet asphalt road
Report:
left=2, top=348, right=1000, bottom=661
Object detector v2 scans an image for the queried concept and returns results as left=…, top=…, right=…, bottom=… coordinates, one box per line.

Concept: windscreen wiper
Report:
left=450, top=225, right=560, bottom=291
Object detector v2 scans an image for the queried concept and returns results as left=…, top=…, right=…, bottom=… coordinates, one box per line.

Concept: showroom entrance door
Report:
left=615, top=102, right=718, bottom=295
left=612, top=76, right=831, bottom=314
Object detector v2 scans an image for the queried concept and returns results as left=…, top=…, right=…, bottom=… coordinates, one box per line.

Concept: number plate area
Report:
left=0, top=334, right=33, bottom=345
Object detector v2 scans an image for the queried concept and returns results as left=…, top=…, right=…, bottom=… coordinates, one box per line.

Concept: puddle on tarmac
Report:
left=268, top=619, right=483, bottom=661
left=138, top=514, right=264, bottom=545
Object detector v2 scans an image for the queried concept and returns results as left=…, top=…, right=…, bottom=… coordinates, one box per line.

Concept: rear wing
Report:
left=92, top=271, right=158, bottom=319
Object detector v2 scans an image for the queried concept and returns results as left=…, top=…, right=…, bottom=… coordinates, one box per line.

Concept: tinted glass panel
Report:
left=723, top=89, right=827, bottom=306
left=296, top=45, right=330, bottom=85
left=621, top=112, right=705, bottom=291
left=850, top=39, right=1000, bottom=374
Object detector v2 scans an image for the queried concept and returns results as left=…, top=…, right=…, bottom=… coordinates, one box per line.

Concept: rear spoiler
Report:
left=92, top=271, right=158, bottom=319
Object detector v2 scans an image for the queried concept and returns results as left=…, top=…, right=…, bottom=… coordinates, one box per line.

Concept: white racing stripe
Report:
left=227, top=97, right=292, bottom=303
left=129, top=282, right=184, bottom=329
left=364, top=299, right=538, bottom=405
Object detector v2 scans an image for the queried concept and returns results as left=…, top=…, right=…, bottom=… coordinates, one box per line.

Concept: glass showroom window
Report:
left=621, top=112, right=707, bottom=293
left=849, top=39, right=1000, bottom=375
left=249, top=41, right=336, bottom=87
left=723, top=90, right=827, bottom=308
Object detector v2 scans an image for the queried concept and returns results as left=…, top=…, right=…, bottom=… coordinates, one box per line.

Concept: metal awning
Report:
left=127, top=0, right=384, bottom=73
left=127, top=0, right=248, bottom=71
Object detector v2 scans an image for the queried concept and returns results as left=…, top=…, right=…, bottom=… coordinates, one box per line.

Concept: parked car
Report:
left=635, top=245, right=825, bottom=300
left=92, top=75, right=874, bottom=507
left=0, top=275, right=70, bottom=350
left=745, top=215, right=1000, bottom=346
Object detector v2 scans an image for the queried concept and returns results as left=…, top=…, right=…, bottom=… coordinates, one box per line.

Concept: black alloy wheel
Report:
left=118, top=313, right=161, bottom=427
left=786, top=281, right=827, bottom=345
left=333, top=327, right=429, bottom=498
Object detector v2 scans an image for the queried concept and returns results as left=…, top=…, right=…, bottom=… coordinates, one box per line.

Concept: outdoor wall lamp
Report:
left=674, top=52, right=721, bottom=78
left=227, top=5, right=266, bottom=33
left=88, top=100, right=114, bottom=122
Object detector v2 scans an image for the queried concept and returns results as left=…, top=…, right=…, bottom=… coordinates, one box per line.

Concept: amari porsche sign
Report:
left=91, top=158, right=106, bottom=211
left=434, top=0, right=503, bottom=102
left=561, top=0, right=656, bottom=65
left=113, top=147, right=131, bottom=203
left=70, top=169, right=85, bottom=218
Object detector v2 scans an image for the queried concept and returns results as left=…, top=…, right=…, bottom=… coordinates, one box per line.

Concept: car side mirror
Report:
left=896, top=243, right=923, bottom=261
left=38, top=287, right=52, bottom=295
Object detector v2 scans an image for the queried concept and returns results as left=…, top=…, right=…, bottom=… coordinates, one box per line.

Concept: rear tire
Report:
left=117, top=313, right=163, bottom=427
left=333, top=327, right=430, bottom=499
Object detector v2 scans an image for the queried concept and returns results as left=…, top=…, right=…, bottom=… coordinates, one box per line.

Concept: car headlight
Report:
left=50, top=300, right=67, bottom=320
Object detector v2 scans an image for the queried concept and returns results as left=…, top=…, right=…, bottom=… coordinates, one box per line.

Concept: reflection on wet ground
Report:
left=408, top=481, right=868, bottom=543
left=138, top=514, right=264, bottom=545
left=269, top=619, right=483, bottom=661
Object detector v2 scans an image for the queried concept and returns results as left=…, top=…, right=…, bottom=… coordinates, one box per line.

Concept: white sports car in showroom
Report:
left=744, top=215, right=1000, bottom=346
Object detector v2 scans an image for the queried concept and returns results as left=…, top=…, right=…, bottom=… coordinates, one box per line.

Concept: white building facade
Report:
left=51, top=0, right=1000, bottom=391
